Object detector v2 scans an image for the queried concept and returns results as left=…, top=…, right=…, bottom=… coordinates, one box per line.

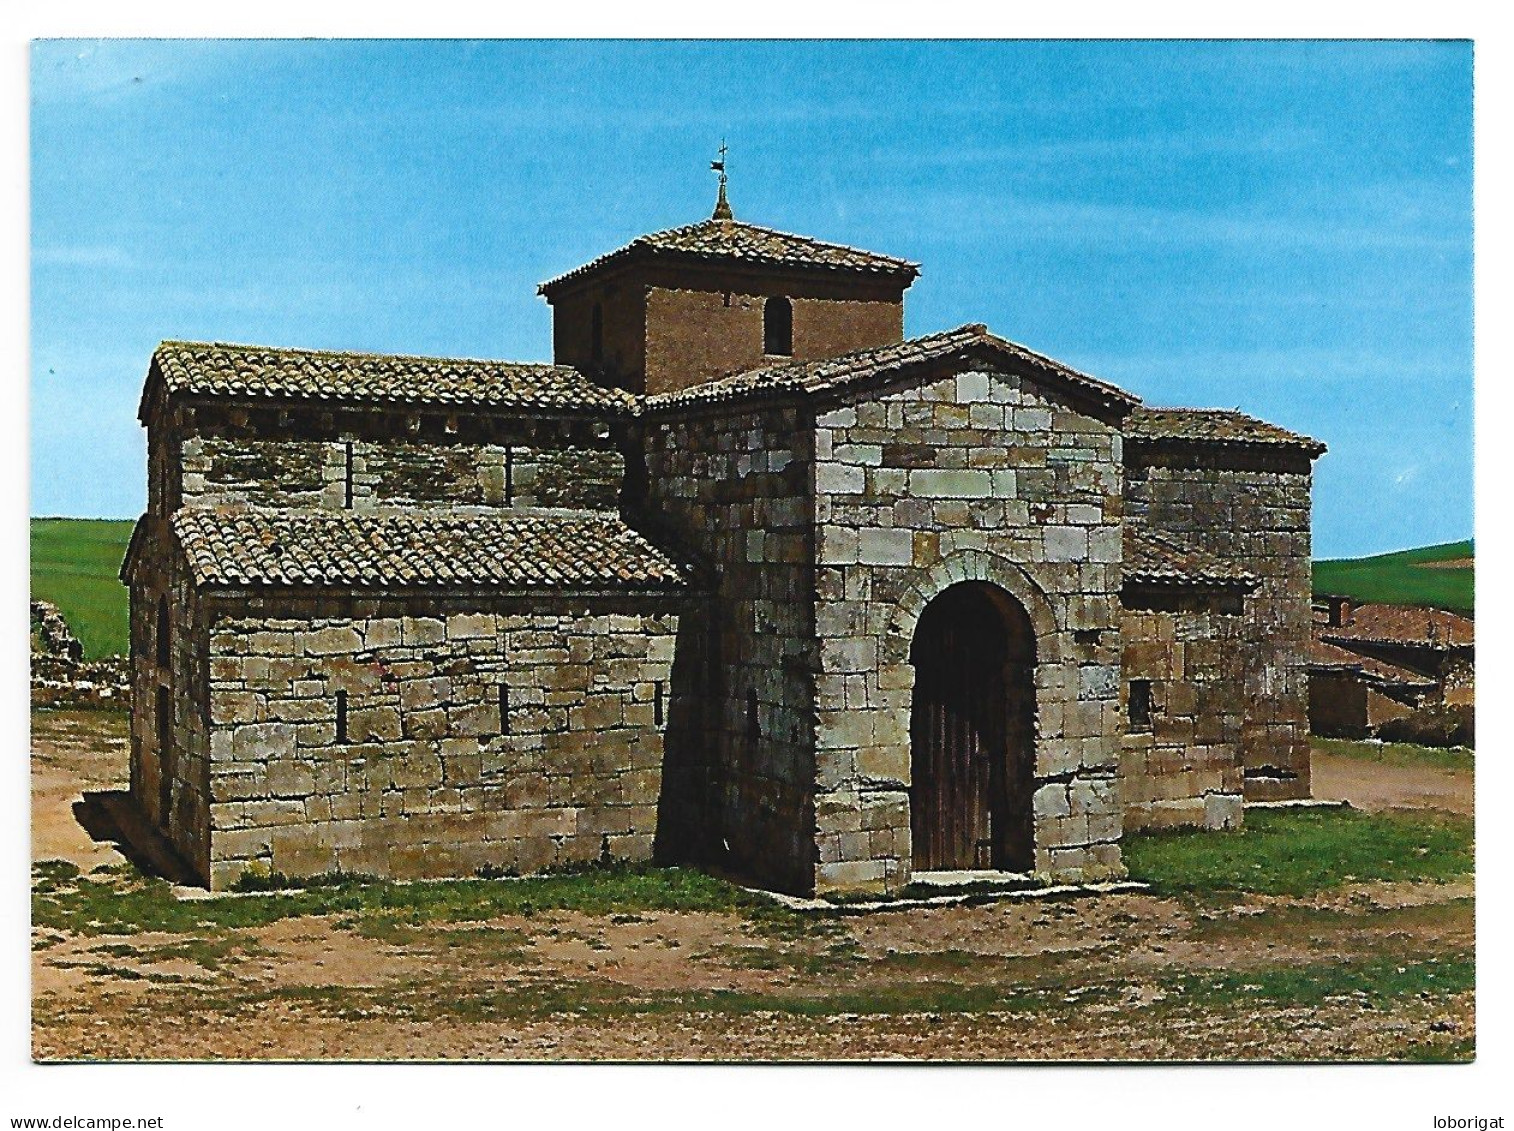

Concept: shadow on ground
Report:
left=73, top=791, right=200, bottom=886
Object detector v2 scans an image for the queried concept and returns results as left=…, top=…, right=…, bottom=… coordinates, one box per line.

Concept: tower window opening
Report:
left=336, top=690, right=349, bottom=743
left=763, top=296, right=792, bottom=356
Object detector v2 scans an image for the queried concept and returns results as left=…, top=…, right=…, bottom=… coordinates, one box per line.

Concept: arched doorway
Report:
left=909, top=582, right=1036, bottom=872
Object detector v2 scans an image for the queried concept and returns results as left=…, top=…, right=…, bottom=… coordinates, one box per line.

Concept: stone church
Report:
left=123, top=179, right=1325, bottom=895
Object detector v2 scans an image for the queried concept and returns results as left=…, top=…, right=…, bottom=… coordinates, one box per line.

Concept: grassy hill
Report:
left=1312, top=540, right=1473, bottom=616
left=31, top=518, right=135, bottom=659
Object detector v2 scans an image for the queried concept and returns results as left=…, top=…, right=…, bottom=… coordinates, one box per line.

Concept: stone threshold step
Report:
left=1247, top=798, right=1352, bottom=810
left=755, top=879, right=1150, bottom=916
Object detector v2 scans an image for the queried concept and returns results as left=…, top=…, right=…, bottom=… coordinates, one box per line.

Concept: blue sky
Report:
left=30, top=39, right=1472, bottom=558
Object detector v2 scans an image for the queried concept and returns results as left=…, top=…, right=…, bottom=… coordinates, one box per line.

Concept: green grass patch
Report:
left=1313, top=539, right=1473, bottom=615
left=1312, top=736, right=1474, bottom=773
left=1400, top=1033, right=1476, bottom=1063
left=1124, top=808, right=1473, bottom=897
left=1176, top=954, right=1474, bottom=1009
left=31, top=518, right=135, bottom=658
left=31, top=859, right=816, bottom=940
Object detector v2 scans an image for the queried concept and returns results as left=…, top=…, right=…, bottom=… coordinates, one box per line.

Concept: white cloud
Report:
left=32, top=244, right=134, bottom=268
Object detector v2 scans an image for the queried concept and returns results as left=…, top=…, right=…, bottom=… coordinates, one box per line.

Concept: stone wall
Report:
left=639, top=403, right=819, bottom=895
left=30, top=600, right=130, bottom=709
left=200, top=597, right=679, bottom=890
left=1443, top=655, right=1475, bottom=706
left=549, top=282, right=649, bottom=393
left=1124, top=448, right=1314, bottom=801
left=809, top=367, right=1128, bottom=892
left=642, top=286, right=904, bottom=395
left=1120, top=592, right=1247, bottom=830
left=126, top=523, right=213, bottom=880
left=548, top=260, right=907, bottom=396
left=1307, top=671, right=1416, bottom=738
left=178, top=432, right=623, bottom=513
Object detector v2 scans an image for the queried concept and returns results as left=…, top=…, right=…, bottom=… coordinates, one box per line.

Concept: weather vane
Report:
left=711, top=139, right=733, bottom=220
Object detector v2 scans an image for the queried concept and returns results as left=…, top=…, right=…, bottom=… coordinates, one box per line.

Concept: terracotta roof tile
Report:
left=643, top=324, right=1138, bottom=415
left=172, top=507, right=693, bottom=591
left=1124, top=529, right=1259, bottom=590
left=1309, top=638, right=1437, bottom=688
left=539, top=218, right=919, bottom=295
left=1319, top=603, right=1474, bottom=650
left=1125, top=407, right=1326, bottom=456
left=150, top=341, right=636, bottom=415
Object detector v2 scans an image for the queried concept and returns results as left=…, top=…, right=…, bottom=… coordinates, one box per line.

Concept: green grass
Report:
left=1124, top=808, right=1474, bottom=897
left=30, top=859, right=813, bottom=940
left=1313, top=539, right=1473, bottom=615
left=1312, top=736, right=1474, bottom=773
left=30, top=518, right=135, bottom=659
left=1175, top=954, right=1475, bottom=1009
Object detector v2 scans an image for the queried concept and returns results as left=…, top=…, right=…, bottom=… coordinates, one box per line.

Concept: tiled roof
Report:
left=1309, top=638, right=1436, bottom=689
left=1124, top=529, right=1259, bottom=590
left=148, top=341, right=637, bottom=416
left=1125, top=407, right=1326, bottom=456
left=538, top=217, right=920, bottom=295
left=643, top=324, right=1139, bottom=416
left=1319, top=603, right=1475, bottom=650
left=171, top=507, right=693, bottom=591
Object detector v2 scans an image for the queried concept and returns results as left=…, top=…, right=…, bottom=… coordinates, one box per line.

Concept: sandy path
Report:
left=1312, top=752, right=1473, bottom=816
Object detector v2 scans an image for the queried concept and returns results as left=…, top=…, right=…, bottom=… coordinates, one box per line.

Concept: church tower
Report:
left=538, top=154, right=920, bottom=395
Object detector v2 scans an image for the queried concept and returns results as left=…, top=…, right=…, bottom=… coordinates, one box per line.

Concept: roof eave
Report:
left=539, top=244, right=921, bottom=299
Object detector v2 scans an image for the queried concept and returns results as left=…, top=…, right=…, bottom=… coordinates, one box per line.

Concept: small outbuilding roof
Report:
left=1123, top=529, right=1260, bottom=591
left=145, top=340, right=637, bottom=418
left=538, top=217, right=920, bottom=296
left=1125, top=407, right=1326, bottom=457
left=1319, top=603, right=1474, bottom=650
left=170, top=507, right=694, bottom=592
left=642, top=324, right=1139, bottom=417
left=1308, top=638, right=1437, bottom=689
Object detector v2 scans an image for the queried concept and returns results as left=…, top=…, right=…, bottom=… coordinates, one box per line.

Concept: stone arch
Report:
left=882, top=550, right=1062, bottom=671
left=908, top=581, right=1038, bottom=872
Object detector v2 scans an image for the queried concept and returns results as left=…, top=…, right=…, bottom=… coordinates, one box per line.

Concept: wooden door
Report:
left=909, top=583, right=1035, bottom=872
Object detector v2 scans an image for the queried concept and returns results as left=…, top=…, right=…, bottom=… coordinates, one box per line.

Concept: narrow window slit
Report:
left=763, top=296, right=792, bottom=356
left=654, top=680, right=664, bottom=726
left=1128, top=680, right=1153, bottom=733
left=336, top=690, right=349, bottom=743
left=499, top=681, right=510, bottom=734
left=343, top=441, right=354, bottom=509
left=155, top=596, right=171, bottom=667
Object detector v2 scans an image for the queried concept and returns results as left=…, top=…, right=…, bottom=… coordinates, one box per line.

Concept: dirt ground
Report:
left=31, top=710, right=1474, bottom=1062
left=1312, top=750, right=1473, bottom=816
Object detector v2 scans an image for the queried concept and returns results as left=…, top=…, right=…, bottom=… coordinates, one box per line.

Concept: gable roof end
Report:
left=641, top=324, right=1139, bottom=420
